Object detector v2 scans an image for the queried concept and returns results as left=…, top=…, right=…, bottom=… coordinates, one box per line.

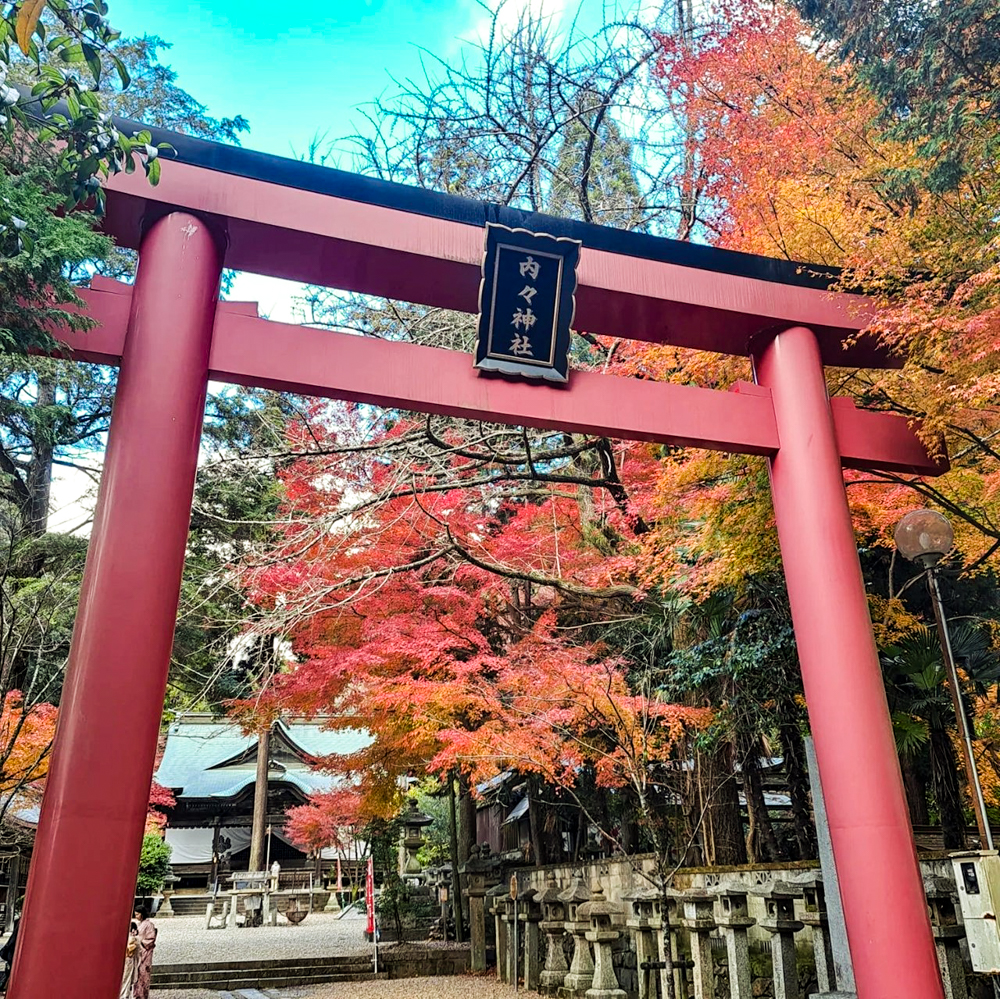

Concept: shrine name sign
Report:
left=475, top=224, right=581, bottom=382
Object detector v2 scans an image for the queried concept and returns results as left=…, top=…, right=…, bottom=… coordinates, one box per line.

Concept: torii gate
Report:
left=9, top=120, right=948, bottom=999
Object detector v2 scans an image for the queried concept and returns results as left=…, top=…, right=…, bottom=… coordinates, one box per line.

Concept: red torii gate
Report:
left=10, top=123, right=947, bottom=999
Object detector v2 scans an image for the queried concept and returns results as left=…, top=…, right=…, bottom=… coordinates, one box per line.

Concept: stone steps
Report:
left=152, top=955, right=381, bottom=990
left=158, top=972, right=387, bottom=990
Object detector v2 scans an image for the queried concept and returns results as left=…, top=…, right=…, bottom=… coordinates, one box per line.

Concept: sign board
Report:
left=475, top=224, right=581, bottom=383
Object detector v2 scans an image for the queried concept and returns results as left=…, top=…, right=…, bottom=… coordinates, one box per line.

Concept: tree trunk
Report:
left=448, top=773, right=465, bottom=942
left=700, top=741, right=747, bottom=866
left=458, top=771, right=476, bottom=862
left=526, top=774, right=548, bottom=866
left=618, top=804, right=637, bottom=855
left=248, top=725, right=271, bottom=871
left=679, top=734, right=704, bottom=866
left=929, top=723, right=966, bottom=849
left=780, top=721, right=816, bottom=860
left=901, top=753, right=930, bottom=827
left=742, top=740, right=782, bottom=862
left=25, top=378, right=55, bottom=537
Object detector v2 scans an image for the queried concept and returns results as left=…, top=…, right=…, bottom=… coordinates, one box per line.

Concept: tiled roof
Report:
left=154, top=714, right=369, bottom=800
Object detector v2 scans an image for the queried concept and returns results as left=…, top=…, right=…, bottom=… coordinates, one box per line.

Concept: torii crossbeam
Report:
left=9, top=120, right=946, bottom=999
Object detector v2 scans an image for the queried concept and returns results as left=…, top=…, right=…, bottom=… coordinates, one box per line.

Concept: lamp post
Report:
left=894, top=508, right=994, bottom=849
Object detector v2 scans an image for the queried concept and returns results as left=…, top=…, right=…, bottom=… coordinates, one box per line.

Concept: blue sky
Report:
left=107, top=0, right=558, bottom=160
left=49, top=0, right=615, bottom=525
left=98, top=1, right=596, bottom=324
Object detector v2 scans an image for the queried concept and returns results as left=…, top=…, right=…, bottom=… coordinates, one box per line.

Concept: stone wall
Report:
left=380, top=945, right=471, bottom=979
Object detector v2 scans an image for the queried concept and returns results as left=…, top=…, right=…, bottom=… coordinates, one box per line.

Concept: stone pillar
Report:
left=539, top=871, right=569, bottom=995
left=804, top=737, right=855, bottom=995
left=716, top=885, right=755, bottom=999
left=559, top=873, right=594, bottom=996
left=488, top=883, right=510, bottom=982
left=755, top=883, right=805, bottom=999
left=503, top=895, right=519, bottom=987
left=463, top=847, right=490, bottom=973
left=624, top=889, right=657, bottom=999
left=674, top=889, right=717, bottom=999
left=578, top=883, right=626, bottom=999
left=925, top=877, right=969, bottom=999
left=518, top=887, right=542, bottom=991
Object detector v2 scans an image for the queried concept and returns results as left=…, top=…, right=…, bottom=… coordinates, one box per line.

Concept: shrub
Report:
left=135, top=834, right=172, bottom=895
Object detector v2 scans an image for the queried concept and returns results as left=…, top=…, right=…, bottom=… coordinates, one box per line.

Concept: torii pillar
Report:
left=753, top=326, right=943, bottom=999
left=8, top=212, right=223, bottom=999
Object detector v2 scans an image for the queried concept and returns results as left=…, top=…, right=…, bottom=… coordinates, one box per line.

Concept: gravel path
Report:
left=152, top=975, right=515, bottom=999
left=149, top=912, right=490, bottom=998
left=154, top=911, right=372, bottom=965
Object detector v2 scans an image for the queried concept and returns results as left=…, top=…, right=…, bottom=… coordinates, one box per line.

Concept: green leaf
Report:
left=58, top=42, right=83, bottom=64
left=80, top=43, right=101, bottom=85
left=146, top=158, right=160, bottom=186
left=111, top=54, right=130, bottom=90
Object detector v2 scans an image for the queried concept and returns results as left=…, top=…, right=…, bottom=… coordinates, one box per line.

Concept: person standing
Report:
left=132, top=906, right=157, bottom=999
left=119, top=921, right=139, bottom=999
left=0, top=918, right=18, bottom=993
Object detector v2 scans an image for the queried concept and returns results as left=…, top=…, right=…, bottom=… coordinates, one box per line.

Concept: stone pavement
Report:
left=152, top=976, right=517, bottom=999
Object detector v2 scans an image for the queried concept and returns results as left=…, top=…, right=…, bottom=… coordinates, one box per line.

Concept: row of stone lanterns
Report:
left=491, top=870, right=633, bottom=998
left=489, top=872, right=851, bottom=999
left=469, top=862, right=970, bottom=999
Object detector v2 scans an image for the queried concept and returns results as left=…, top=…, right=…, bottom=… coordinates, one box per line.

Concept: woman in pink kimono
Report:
left=120, top=921, right=139, bottom=999
left=132, top=907, right=156, bottom=999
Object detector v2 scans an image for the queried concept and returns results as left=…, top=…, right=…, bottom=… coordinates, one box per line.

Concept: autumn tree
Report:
left=640, top=0, right=1000, bottom=851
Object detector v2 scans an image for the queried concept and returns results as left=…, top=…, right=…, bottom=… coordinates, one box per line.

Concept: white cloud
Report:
left=44, top=272, right=311, bottom=541
left=47, top=464, right=99, bottom=537
left=459, top=0, right=573, bottom=48
left=227, top=272, right=309, bottom=324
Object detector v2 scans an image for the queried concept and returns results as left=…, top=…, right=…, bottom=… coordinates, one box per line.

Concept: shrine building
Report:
left=154, top=713, right=368, bottom=888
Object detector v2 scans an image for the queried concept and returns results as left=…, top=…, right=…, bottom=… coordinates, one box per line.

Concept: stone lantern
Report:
left=624, top=887, right=658, bottom=999
left=714, top=885, right=755, bottom=999
left=558, top=872, right=594, bottom=996
left=795, top=874, right=840, bottom=996
left=538, top=870, right=569, bottom=995
left=924, top=875, right=968, bottom=999
left=577, top=882, right=626, bottom=999
left=753, top=881, right=804, bottom=999
left=401, top=797, right=433, bottom=877
left=158, top=870, right=180, bottom=918
left=670, top=887, right=717, bottom=999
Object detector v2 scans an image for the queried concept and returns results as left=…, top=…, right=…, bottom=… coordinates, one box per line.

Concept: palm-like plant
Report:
left=881, top=623, right=1000, bottom=848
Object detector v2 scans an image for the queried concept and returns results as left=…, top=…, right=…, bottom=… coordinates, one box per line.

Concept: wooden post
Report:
left=248, top=725, right=271, bottom=871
